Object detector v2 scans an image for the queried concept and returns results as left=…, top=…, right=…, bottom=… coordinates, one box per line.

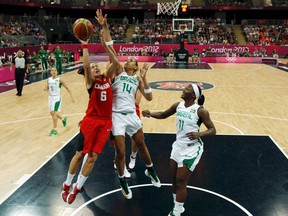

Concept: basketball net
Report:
left=157, top=0, right=182, bottom=17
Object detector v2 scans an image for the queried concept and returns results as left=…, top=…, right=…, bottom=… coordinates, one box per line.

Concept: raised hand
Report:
left=139, top=63, right=149, bottom=79
left=95, top=9, right=107, bottom=26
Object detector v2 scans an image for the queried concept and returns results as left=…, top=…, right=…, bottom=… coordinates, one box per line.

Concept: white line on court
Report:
left=0, top=133, right=79, bottom=205
left=210, top=111, right=288, bottom=121
left=70, top=183, right=253, bottom=216
left=212, top=120, right=244, bottom=134
left=0, top=113, right=85, bottom=125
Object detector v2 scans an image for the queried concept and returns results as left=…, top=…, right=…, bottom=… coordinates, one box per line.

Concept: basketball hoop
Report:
left=157, top=0, right=182, bottom=17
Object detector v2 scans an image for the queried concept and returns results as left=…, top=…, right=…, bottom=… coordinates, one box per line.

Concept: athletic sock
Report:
left=65, top=172, right=75, bottom=186
left=77, top=174, right=88, bottom=189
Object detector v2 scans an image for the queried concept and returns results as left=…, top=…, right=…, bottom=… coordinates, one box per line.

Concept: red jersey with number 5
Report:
left=86, top=75, right=112, bottom=119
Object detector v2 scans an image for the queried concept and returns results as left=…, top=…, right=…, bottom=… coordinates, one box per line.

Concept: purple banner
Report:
left=1, top=44, right=287, bottom=60
left=47, top=44, right=287, bottom=56
left=0, top=66, right=15, bottom=82
left=90, top=55, right=164, bottom=62
left=201, top=57, right=273, bottom=63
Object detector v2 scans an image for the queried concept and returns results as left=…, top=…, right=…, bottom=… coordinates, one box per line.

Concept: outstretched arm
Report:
left=138, top=63, right=152, bottom=101
left=142, top=102, right=179, bottom=119
left=100, top=31, right=121, bottom=78
left=79, top=38, right=94, bottom=89
left=96, top=9, right=122, bottom=76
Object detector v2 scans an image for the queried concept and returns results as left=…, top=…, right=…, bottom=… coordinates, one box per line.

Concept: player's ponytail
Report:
left=198, top=94, right=205, bottom=105
left=77, top=67, right=84, bottom=76
left=192, top=84, right=205, bottom=105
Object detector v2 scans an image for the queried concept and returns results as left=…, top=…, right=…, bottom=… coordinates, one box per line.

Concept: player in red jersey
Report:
left=61, top=19, right=119, bottom=204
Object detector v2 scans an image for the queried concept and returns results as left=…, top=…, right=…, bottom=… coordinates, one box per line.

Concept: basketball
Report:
left=72, top=18, right=93, bottom=41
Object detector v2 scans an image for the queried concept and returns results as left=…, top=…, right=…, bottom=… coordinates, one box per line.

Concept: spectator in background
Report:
left=259, top=47, right=267, bottom=57
left=272, top=49, right=279, bottom=59
left=253, top=48, right=260, bottom=57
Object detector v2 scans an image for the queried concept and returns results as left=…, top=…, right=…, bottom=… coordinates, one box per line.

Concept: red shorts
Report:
left=80, top=116, right=112, bottom=155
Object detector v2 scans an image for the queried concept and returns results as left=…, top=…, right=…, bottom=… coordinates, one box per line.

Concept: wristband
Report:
left=144, top=88, right=152, bottom=94
left=105, top=40, right=113, bottom=46
left=82, top=44, right=89, bottom=49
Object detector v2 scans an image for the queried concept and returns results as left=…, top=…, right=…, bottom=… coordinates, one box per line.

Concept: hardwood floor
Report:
left=0, top=60, right=287, bottom=205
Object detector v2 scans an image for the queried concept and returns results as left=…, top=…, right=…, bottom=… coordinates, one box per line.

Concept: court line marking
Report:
left=70, top=183, right=253, bottom=216
left=0, top=133, right=80, bottom=205
left=212, top=120, right=244, bottom=134
left=1, top=110, right=286, bottom=125
left=0, top=113, right=85, bottom=125
left=211, top=111, right=288, bottom=121
left=146, top=132, right=288, bottom=159
left=146, top=115, right=244, bottom=134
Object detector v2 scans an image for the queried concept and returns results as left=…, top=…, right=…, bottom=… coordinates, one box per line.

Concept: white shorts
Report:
left=112, top=112, right=142, bottom=137
left=48, top=95, right=62, bottom=112
left=170, top=140, right=204, bottom=172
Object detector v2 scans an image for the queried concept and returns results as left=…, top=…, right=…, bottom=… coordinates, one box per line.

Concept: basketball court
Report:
left=0, top=58, right=288, bottom=215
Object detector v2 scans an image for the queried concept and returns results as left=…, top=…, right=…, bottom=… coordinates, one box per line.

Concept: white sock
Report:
left=65, top=172, right=75, bottom=186
left=79, top=154, right=88, bottom=174
left=131, top=151, right=137, bottom=158
left=77, top=174, right=88, bottom=189
left=146, top=163, right=153, bottom=168
left=174, top=201, right=184, bottom=213
left=173, top=193, right=176, bottom=203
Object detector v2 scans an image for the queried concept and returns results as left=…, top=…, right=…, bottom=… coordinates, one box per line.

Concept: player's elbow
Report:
left=211, top=127, right=216, bottom=135
left=146, top=94, right=153, bottom=101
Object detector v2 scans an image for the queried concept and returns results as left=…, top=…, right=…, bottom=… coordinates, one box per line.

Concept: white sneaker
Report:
left=168, top=207, right=185, bottom=216
left=114, top=162, right=131, bottom=179
left=119, top=178, right=132, bottom=199
left=124, top=165, right=131, bottom=179
left=145, top=169, right=161, bottom=188
left=128, top=155, right=136, bottom=170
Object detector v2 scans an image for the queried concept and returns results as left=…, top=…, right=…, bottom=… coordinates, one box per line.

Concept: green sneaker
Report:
left=62, top=117, right=67, bottom=127
left=145, top=168, right=161, bottom=188
left=49, top=129, right=57, bottom=136
left=119, top=178, right=132, bottom=199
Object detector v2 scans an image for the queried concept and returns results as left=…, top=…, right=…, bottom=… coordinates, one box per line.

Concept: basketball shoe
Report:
left=128, top=154, right=136, bottom=170
left=114, top=163, right=131, bottom=179
left=67, top=183, right=81, bottom=204
left=145, top=168, right=161, bottom=188
left=168, top=207, right=185, bottom=216
left=62, top=117, right=67, bottom=127
left=49, top=129, right=57, bottom=136
left=119, top=178, right=132, bottom=199
left=61, top=183, right=70, bottom=202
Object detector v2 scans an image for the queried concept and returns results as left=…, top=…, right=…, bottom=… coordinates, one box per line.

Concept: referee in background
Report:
left=13, top=50, right=28, bottom=96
